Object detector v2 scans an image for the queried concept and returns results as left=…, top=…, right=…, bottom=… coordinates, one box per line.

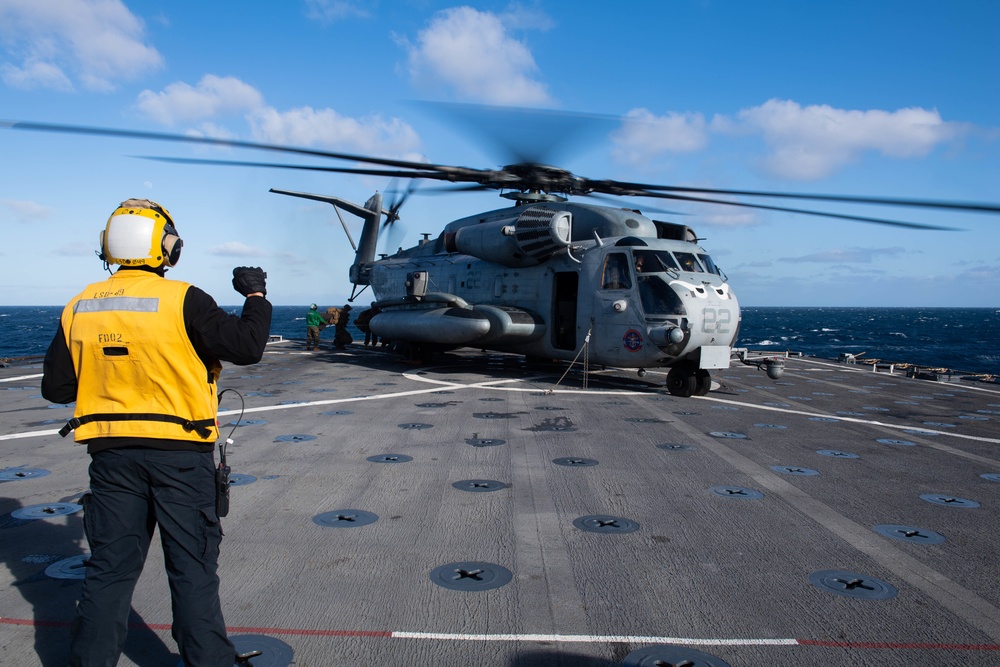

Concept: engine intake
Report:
left=445, top=206, right=572, bottom=267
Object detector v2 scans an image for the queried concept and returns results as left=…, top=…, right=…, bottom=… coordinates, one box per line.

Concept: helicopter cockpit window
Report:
left=637, top=275, right=686, bottom=315
left=602, top=253, right=632, bottom=290
left=673, top=252, right=705, bottom=273
left=697, top=253, right=721, bottom=275
left=634, top=250, right=679, bottom=273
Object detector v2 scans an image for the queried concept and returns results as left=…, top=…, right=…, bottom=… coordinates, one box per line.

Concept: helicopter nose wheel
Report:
left=666, top=365, right=711, bottom=397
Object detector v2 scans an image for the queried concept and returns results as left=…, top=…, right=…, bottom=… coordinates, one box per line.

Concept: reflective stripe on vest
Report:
left=74, top=296, right=160, bottom=314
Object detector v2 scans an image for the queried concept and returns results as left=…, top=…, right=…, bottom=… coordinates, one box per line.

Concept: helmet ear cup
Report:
left=162, top=233, right=183, bottom=267
left=98, top=230, right=108, bottom=261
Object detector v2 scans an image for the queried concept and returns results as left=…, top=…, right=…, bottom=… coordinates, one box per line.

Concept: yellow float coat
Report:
left=60, top=270, right=220, bottom=443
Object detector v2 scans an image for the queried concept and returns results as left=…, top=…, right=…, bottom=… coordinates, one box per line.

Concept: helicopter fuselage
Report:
left=366, top=201, right=740, bottom=372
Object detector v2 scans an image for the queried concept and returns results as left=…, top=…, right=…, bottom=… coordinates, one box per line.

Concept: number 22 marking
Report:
left=702, top=307, right=731, bottom=334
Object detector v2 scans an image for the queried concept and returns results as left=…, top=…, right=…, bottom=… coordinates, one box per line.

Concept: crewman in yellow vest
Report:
left=41, top=199, right=272, bottom=667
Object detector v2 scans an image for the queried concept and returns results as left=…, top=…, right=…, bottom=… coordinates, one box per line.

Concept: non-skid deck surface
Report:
left=2, top=343, right=998, bottom=666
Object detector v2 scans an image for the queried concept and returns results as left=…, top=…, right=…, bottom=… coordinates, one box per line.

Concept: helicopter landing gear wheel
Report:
left=693, top=369, right=712, bottom=396
left=666, top=366, right=697, bottom=398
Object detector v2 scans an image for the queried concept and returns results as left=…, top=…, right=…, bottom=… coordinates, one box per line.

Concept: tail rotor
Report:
left=380, top=180, right=418, bottom=248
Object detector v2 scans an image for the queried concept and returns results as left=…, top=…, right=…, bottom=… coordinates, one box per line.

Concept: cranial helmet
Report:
left=99, top=199, right=182, bottom=269
left=310, top=303, right=318, bottom=310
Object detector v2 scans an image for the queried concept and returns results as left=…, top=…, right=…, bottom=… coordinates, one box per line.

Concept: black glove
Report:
left=232, top=267, right=267, bottom=297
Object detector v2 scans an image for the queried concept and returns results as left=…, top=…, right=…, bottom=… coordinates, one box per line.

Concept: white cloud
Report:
left=1, top=58, right=73, bottom=91
left=208, top=241, right=268, bottom=258
left=184, top=123, right=239, bottom=141
left=731, top=99, right=960, bottom=180
left=783, top=246, right=908, bottom=263
left=0, top=198, right=53, bottom=223
left=136, top=75, right=265, bottom=126
left=401, top=6, right=552, bottom=105
left=54, top=241, right=95, bottom=257
left=955, top=263, right=1000, bottom=282
left=611, top=108, right=709, bottom=164
left=136, top=75, right=422, bottom=156
left=0, top=0, right=163, bottom=91
left=698, top=209, right=759, bottom=228
left=612, top=99, right=963, bottom=181
left=304, top=0, right=370, bottom=23
left=248, top=106, right=421, bottom=156
left=499, top=3, right=556, bottom=31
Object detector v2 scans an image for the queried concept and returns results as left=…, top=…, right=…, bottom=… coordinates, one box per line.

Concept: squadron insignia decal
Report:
left=623, top=329, right=643, bottom=352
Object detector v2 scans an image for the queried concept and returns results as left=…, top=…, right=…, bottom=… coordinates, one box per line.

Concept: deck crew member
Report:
left=305, top=303, right=326, bottom=350
left=355, top=303, right=379, bottom=347
left=41, top=198, right=272, bottom=667
left=334, top=303, right=352, bottom=349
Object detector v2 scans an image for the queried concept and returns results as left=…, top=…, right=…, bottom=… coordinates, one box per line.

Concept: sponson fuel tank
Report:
left=371, top=304, right=545, bottom=346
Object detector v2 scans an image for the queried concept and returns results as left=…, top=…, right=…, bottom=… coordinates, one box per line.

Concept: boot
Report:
left=235, top=649, right=263, bottom=666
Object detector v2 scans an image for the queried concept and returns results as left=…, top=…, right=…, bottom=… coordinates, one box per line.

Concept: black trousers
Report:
left=69, top=448, right=234, bottom=667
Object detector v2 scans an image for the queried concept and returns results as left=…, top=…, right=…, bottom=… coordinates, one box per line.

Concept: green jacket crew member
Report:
left=42, top=198, right=272, bottom=667
left=305, top=303, right=325, bottom=350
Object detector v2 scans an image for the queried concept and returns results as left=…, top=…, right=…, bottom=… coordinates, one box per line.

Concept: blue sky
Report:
left=1, top=0, right=998, bottom=307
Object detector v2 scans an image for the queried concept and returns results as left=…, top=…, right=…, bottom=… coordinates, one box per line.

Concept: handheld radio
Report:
left=215, top=388, right=243, bottom=519
left=216, top=438, right=232, bottom=517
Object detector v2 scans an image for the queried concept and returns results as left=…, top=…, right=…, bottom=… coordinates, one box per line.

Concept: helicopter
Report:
left=271, top=184, right=738, bottom=397
left=5, top=112, right=999, bottom=396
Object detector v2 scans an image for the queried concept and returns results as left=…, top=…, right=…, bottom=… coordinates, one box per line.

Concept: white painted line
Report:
left=390, top=631, right=799, bottom=646
left=0, top=373, right=42, bottom=383
left=218, top=377, right=530, bottom=417
left=402, top=367, right=638, bottom=396
left=793, top=356, right=1000, bottom=396
left=4, top=375, right=565, bottom=440
left=0, top=428, right=60, bottom=441
left=698, top=394, right=1000, bottom=446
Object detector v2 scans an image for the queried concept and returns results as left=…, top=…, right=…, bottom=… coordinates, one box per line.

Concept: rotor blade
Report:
left=598, top=179, right=1000, bottom=216
left=2, top=119, right=490, bottom=179
left=629, top=190, right=959, bottom=231
left=384, top=178, right=401, bottom=203
left=412, top=102, right=619, bottom=166
left=136, top=155, right=461, bottom=181
left=383, top=178, right=416, bottom=211
left=381, top=178, right=401, bottom=220
left=384, top=180, right=419, bottom=222
left=582, top=192, right=689, bottom=216
left=11, top=118, right=993, bottom=222
left=382, top=215, right=406, bottom=250
left=406, top=184, right=497, bottom=195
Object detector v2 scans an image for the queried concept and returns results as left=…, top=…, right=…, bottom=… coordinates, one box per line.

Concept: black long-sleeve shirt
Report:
left=42, top=278, right=273, bottom=452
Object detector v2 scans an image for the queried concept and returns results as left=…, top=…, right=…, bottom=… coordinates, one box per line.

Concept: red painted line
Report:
left=797, top=639, right=1000, bottom=651
left=227, top=626, right=393, bottom=638
left=0, top=617, right=392, bottom=639
left=1, top=617, right=71, bottom=628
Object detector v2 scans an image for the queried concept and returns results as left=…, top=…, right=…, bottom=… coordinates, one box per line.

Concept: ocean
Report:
left=2, top=305, right=998, bottom=375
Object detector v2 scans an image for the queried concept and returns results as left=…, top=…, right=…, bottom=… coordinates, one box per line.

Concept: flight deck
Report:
left=1, top=343, right=998, bottom=666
